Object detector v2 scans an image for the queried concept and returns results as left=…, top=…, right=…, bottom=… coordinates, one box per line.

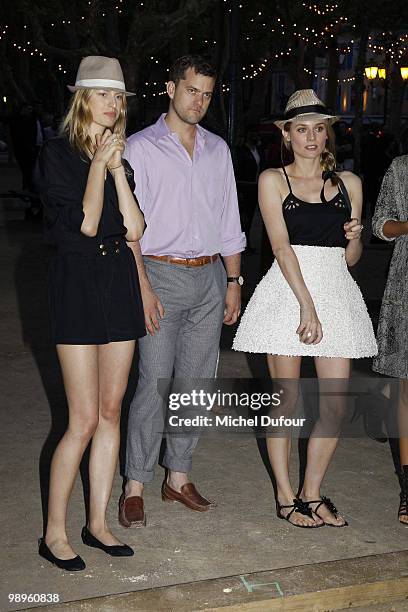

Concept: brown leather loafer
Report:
left=118, top=493, right=146, bottom=528
left=162, top=481, right=217, bottom=512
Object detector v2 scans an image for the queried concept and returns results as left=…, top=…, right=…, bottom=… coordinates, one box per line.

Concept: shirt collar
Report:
left=153, top=113, right=206, bottom=150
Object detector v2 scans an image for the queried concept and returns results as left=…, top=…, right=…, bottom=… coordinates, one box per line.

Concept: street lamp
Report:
left=364, top=64, right=390, bottom=124
left=400, top=67, right=408, bottom=80
left=365, top=66, right=378, bottom=80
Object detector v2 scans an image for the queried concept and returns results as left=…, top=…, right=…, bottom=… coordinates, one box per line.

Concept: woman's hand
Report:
left=92, top=130, right=124, bottom=168
left=297, top=305, right=323, bottom=345
left=141, top=284, right=165, bottom=335
left=344, top=218, right=363, bottom=241
left=107, top=133, right=125, bottom=172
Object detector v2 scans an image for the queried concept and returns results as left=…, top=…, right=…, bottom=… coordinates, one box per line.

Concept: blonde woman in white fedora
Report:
left=38, top=56, right=146, bottom=569
left=233, top=90, right=377, bottom=528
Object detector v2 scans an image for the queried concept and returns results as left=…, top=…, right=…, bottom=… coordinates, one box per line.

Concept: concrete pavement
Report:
left=0, top=165, right=407, bottom=612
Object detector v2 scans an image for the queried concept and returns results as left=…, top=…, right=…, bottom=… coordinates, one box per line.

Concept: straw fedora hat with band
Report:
left=274, top=89, right=339, bottom=130
left=68, top=55, right=135, bottom=96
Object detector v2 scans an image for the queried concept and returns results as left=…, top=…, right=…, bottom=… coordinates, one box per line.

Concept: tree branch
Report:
left=125, top=0, right=217, bottom=57
left=26, top=6, right=96, bottom=59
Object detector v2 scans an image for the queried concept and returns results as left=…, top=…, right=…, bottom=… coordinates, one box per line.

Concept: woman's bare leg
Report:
left=398, top=380, right=408, bottom=464
left=87, top=340, right=135, bottom=545
left=45, top=345, right=99, bottom=559
left=398, top=379, right=408, bottom=524
left=266, top=355, right=320, bottom=526
left=300, top=357, right=350, bottom=526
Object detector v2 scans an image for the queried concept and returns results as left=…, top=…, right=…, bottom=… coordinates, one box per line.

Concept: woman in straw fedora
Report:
left=38, top=56, right=146, bottom=569
left=233, top=89, right=377, bottom=528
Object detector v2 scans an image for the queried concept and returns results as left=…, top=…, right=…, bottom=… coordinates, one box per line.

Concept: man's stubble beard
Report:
left=172, top=101, right=206, bottom=126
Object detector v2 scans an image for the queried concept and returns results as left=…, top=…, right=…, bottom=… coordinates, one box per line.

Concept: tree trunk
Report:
left=387, top=61, right=405, bottom=136
left=304, top=45, right=316, bottom=88
left=208, top=0, right=229, bottom=137
left=295, top=39, right=309, bottom=89
left=18, top=54, right=36, bottom=101
left=353, top=28, right=369, bottom=176
left=105, top=6, right=121, bottom=56
left=122, top=58, right=141, bottom=133
left=0, top=55, right=26, bottom=107
left=246, top=70, right=270, bottom=124
left=326, top=36, right=339, bottom=112
left=227, top=0, right=241, bottom=153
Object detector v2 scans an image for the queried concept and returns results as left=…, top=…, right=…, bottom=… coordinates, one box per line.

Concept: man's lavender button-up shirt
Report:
left=124, top=114, right=246, bottom=258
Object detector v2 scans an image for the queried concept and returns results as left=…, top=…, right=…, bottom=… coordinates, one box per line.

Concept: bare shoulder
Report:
left=259, top=167, right=285, bottom=188
left=337, top=170, right=361, bottom=190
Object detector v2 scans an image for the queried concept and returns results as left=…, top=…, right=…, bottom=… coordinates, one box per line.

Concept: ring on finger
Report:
left=307, top=331, right=312, bottom=338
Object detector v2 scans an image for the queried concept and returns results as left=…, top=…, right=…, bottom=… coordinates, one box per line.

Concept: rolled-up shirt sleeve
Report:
left=124, top=137, right=147, bottom=211
left=220, top=147, right=246, bottom=256
left=372, top=161, right=399, bottom=242
left=39, top=140, right=85, bottom=232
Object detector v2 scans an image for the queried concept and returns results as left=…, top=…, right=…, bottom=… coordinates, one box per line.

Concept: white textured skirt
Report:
left=233, top=245, right=378, bottom=358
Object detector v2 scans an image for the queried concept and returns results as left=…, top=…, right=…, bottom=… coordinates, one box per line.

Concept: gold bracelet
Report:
left=109, top=164, right=123, bottom=170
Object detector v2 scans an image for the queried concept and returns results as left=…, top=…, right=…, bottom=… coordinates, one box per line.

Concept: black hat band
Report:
left=284, top=104, right=329, bottom=120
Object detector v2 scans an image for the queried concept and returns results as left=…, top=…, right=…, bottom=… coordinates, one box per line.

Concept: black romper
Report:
left=39, top=136, right=146, bottom=344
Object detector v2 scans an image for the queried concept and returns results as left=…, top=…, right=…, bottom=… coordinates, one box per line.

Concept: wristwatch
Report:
left=227, top=275, right=244, bottom=286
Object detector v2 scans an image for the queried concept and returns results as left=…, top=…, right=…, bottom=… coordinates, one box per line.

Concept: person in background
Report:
left=333, top=121, right=353, bottom=171
left=235, top=126, right=265, bottom=252
left=372, top=154, right=408, bottom=524
left=9, top=102, right=39, bottom=192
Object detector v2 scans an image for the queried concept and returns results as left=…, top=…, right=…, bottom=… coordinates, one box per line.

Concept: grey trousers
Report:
left=125, top=256, right=226, bottom=483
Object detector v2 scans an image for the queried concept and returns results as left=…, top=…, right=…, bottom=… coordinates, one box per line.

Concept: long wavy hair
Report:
left=60, top=89, right=127, bottom=158
left=282, top=119, right=338, bottom=182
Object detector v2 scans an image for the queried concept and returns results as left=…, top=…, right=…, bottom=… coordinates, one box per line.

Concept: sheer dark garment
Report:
left=281, top=165, right=349, bottom=248
left=38, top=135, right=136, bottom=250
left=38, top=135, right=146, bottom=344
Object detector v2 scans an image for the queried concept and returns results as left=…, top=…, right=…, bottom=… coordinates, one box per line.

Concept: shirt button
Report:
left=115, top=248, right=120, bottom=254
left=99, top=244, right=104, bottom=249
left=102, top=250, right=107, bottom=256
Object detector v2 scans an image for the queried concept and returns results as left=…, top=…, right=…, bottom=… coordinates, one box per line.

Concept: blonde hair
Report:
left=320, top=123, right=337, bottom=174
left=60, top=89, right=127, bottom=158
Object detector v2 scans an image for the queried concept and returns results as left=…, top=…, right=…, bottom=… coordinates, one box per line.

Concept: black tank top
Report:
left=281, top=166, right=349, bottom=248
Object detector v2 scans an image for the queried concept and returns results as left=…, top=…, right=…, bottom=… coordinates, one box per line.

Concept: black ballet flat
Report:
left=38, top=538, right=86, bottom=571
left=81, top=526, right=134, bottom=557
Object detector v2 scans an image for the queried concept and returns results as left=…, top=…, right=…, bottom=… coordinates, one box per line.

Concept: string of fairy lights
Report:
left=304, top=67, right=355, bottom=84
left=368, top=33, right=408, bottom=62
left=1, top=0, right=407, bottom=100
left=302, top=2, right=338, bottom=15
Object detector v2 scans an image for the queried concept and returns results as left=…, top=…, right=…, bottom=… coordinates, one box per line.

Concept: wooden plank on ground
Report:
left=28, top=550, right=408, bottom=612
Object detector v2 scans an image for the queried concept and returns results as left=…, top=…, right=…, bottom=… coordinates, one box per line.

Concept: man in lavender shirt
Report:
left=119, top=56, right=246, bottom=527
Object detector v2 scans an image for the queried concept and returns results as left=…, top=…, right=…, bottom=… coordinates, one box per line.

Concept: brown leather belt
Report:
left=145, top=254, right=218, bottom=267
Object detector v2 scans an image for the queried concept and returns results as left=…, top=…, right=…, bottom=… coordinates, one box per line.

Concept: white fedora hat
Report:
left=68, top=55, right=135, bottom=96
left=274, top=89, right=338, bottom=129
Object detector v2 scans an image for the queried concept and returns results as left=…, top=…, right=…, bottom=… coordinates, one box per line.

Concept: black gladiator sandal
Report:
left=276, top=498, right=324, bottom=528
left=398, top=465, right=408, bottom=524
left=307, top=496, right=348, bottom=527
